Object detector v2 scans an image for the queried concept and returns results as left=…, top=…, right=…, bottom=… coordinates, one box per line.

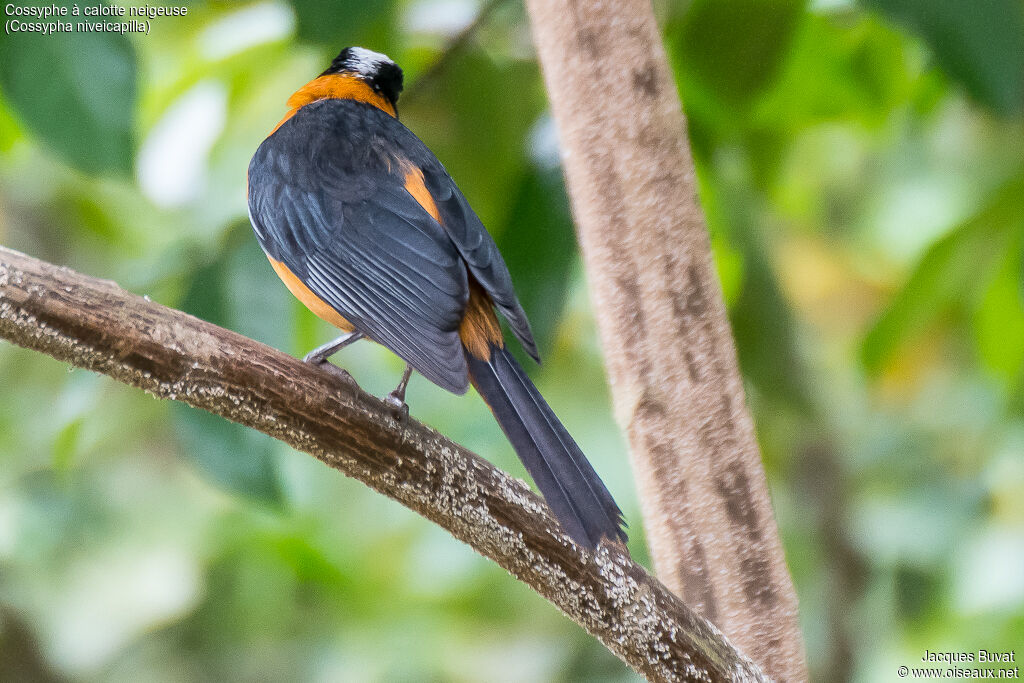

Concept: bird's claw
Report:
left=305, top=358, right=359, bottom=387
left=384, top=392, right=410, bottom=420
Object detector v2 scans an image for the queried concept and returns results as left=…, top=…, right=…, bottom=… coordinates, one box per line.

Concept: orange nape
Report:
left=271, top=73, right=397, bottom=134
left=459, top=283, right=504, bottom=361
left=267, top=257, right=356, bottom=332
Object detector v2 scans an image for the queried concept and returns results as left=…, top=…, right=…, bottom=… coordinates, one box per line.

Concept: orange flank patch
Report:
left=403, top=167, right=441, bottom=222
left=459, top=282, right=504, bottom=361
left=267, top=257, right=356, bottom=333
left=271, top=73, right=396, bottom=134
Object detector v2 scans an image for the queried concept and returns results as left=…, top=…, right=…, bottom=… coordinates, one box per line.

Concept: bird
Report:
left=246, top=47, right=626, bottom=549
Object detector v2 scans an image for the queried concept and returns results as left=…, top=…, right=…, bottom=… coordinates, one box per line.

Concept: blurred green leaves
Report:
left=51, top=417, right=84, bottom=475
left=2, top=0, right=1024, bottom=679
left=289, top=0, right=397, bottom=50
left=757, top=13, right=914, bottom=129
left=405, top=53, right=544, bottom=228
left=863, top=0, right=1024, bottom=115
left=0, top=0, right=137, bottom=174
left=669, top=0, right=806, bottom=114
left=173, top=405, right=283, bottom=506
left=861, top=177, right=1024, bottom=384
left=975, top=230, right=1024, bottom=383
left=495, top=167, right=576, bottom=355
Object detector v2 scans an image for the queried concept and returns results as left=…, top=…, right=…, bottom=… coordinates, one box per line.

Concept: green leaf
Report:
left=752, top=13, right=915, bottom=131
left=975, top=234, right=1024, bottom=382
left=861, top=177, right=1024, bottom=374
left=52, top=417, right=84, bottom=474
left=669, top=0, right=806, bottom=113
left=709, top=177, right=813, bottom=414
left=863, top=0, right=1024, bottom=115
left=180, top=247, right=230, bottom=327
left=220, top=228, right=294, bottom=353
left=495, top=166, right=577, bottom=355
left=0, top=0, right=137, bottom=174
left=172, top=404, right=284, bottom=506
left=731, top=232, right=815, bottom=413
left=0, top=94, right=21, bottom=152
left=289, top=0, right=397, bottom=49
left=1019, top=238, right=1024, bottom=305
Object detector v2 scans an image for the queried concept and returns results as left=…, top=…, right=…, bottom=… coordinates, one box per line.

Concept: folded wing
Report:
left=248, top=99, right=473, bottom=393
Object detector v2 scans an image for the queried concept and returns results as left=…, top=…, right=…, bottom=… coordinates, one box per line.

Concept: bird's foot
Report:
left=302, top=332, right=363, bottom=366
left=383, top=391, right=410, bottom=420
left=305, top=357, right=359, bottom=387
left=303, top=349, right=328, bottom=364
left=383, top=364, right=413, bottom=420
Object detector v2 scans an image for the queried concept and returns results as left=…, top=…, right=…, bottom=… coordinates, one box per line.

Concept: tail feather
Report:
left=466, top=344, right=626, bottom=548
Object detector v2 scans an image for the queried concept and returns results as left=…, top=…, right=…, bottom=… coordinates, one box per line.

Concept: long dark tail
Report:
left=466, top=343, right=626, bottom=548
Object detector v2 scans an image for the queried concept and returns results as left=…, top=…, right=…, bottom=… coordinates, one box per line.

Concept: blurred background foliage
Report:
left=1, top=0, right=1023, bottom=680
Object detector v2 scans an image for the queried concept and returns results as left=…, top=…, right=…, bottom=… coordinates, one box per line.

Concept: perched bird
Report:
left=247, top=47, right=625, bottom=549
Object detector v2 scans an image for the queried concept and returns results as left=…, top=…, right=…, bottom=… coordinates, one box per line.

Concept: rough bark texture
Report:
left=0, top=245, right=769, bottom=683
left=523, top=2, right=807, bottom=680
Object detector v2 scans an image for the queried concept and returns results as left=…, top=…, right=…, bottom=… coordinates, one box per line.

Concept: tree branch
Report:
left=0, top=245, right=767, bottom=683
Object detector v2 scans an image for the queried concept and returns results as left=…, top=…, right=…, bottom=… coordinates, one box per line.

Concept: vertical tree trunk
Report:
left=523, top=1, right=808, bottom=679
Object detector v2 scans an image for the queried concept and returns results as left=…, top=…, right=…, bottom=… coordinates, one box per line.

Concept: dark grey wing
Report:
left=248, top=99, right=471, bottom=393
left=421, top=167, right=540, bottom=362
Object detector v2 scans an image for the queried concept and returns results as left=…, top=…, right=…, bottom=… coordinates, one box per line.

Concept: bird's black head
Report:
left=322, top=47, right=404, bottom=110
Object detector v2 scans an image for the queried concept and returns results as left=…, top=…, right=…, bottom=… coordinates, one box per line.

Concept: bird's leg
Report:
left=303, top=331, right=363, bottom=384
left=384, top=364, right=413, bottom=418
left=304, top=331, right=364, bottom=364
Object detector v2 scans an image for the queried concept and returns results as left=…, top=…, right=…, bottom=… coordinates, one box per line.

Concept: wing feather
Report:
left=249, top=100, right=470, bottom=392
left=247, top=97, right=537, bottom=393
